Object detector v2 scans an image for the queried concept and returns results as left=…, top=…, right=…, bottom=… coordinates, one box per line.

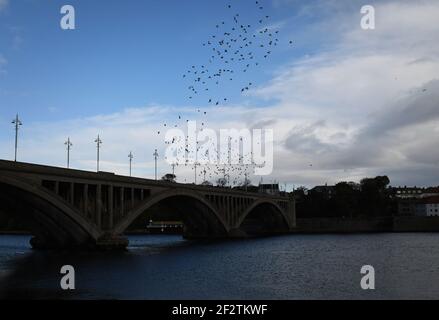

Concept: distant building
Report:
left=309, top=185, right=336, bottom=199
left=392, top=186, right=424, bottom=199
left=394, top=187, right=439, bottom=216
left=397, top=198, right=419, bottom=216
left=416, top=196, right=439, bottom=217
left=421, top=187, right=439, bottom=198
left=259, top=183, right=280, bottom=195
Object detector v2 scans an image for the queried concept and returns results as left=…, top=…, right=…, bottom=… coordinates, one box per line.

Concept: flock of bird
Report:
left=184, top=2, right=292, bottom=106
left=156, top=1, right=293, bottom=186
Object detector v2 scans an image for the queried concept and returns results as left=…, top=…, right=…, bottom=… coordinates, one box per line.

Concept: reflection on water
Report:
left=1, top=233, right=439, bottom=299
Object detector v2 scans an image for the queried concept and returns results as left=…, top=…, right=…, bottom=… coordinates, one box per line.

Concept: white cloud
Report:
left=245, top=0, right=439, bottom=187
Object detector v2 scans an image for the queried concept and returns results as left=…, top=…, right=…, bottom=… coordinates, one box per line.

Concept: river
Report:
left=1, top=233, right=439, bottom=299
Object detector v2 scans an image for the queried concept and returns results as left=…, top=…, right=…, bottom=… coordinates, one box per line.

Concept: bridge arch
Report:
left=0, top=174, right=101, bottom=248
left=114, top=189, right=229, bottom=237
left=237, top=199, right=291, bottom=236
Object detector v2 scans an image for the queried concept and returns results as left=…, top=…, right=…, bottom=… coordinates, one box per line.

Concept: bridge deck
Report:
left=0, top=160, right=288, bottom=200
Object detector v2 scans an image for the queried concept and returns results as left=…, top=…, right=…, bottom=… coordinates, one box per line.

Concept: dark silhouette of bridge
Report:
left=0, top=160, right=296, bottom=249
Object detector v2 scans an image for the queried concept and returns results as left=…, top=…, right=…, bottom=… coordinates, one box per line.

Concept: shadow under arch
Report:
left=237, top=199, right=290, bottom=236
left=0, top=174, right=101, bottom=249
left=114, top=189, right=229, bottom=238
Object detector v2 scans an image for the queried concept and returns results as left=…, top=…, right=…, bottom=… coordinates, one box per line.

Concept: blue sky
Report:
left=0, top=0, right=307, bottom=121
left=1, top=0, right=439, bottom=188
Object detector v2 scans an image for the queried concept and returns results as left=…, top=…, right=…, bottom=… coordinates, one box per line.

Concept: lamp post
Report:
left=194, top=161, right=200, bottom=184
left=65, top=137, right=73, bottom=168
left=219, top=165, right=227, bottom=187
left=244, top=171, right=249, bottom=192
left=11, top=114, right=22, bottom=162
left=95, top=135, right=102, bottom=172
left=153, top=149, right=159, bottom=180
left=128, top=151, right=134, bottom=177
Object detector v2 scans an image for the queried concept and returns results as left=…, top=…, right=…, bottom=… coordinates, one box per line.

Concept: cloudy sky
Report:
left=0, top=0, right=438, bottom=188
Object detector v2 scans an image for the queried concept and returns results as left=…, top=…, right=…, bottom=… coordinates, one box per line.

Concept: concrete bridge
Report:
left=0, top=160, right=296, bottom=249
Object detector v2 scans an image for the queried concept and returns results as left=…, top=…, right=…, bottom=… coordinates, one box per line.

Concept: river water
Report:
left=0, top=233, right=439, bottom=299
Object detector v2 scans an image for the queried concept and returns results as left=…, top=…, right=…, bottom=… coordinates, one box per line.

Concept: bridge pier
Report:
left=227, top=228, right=248, bottom=238
left=95, top=233, right=129, bottom=250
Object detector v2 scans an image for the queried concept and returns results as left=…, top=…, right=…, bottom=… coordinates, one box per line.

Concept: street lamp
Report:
left=193, top=161, right=200, bottom=184
left=11, top=114, right=22, bottom=162
left=65, top=137, right=73, bottom=168
left=153, top=149, right=159, bottom=180
left=220, top=165, right=228, bottom=187
left=128, top=151, right=134, bottom=177
left=95, top=135, right=102, bottom=172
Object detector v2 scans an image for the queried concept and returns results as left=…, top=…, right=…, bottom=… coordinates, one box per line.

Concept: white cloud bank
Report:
left=251, top=0, right=439, bottom=187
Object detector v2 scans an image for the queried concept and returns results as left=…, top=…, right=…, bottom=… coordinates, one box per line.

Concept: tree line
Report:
left=294, top=176, right=397, bottom=218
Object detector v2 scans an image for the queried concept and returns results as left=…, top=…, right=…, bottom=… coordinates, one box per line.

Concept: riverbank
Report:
left=295, top=216, right=439, bottom=233
left=2, top=216, right=439, bottom=236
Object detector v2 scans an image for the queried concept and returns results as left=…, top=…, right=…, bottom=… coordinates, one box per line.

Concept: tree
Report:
left=216, top=178, right=227, bottom=187
left=334, top=182, right=359, bottom=218
left=241, top=178, right=252, bottom=187
left=359, top=176, right=392, bottom=217
left=293, top=186, right=308, bottom=197
left=162, top=173, right=176, bottom=183
left=360, top=176, right=390, bottom=192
